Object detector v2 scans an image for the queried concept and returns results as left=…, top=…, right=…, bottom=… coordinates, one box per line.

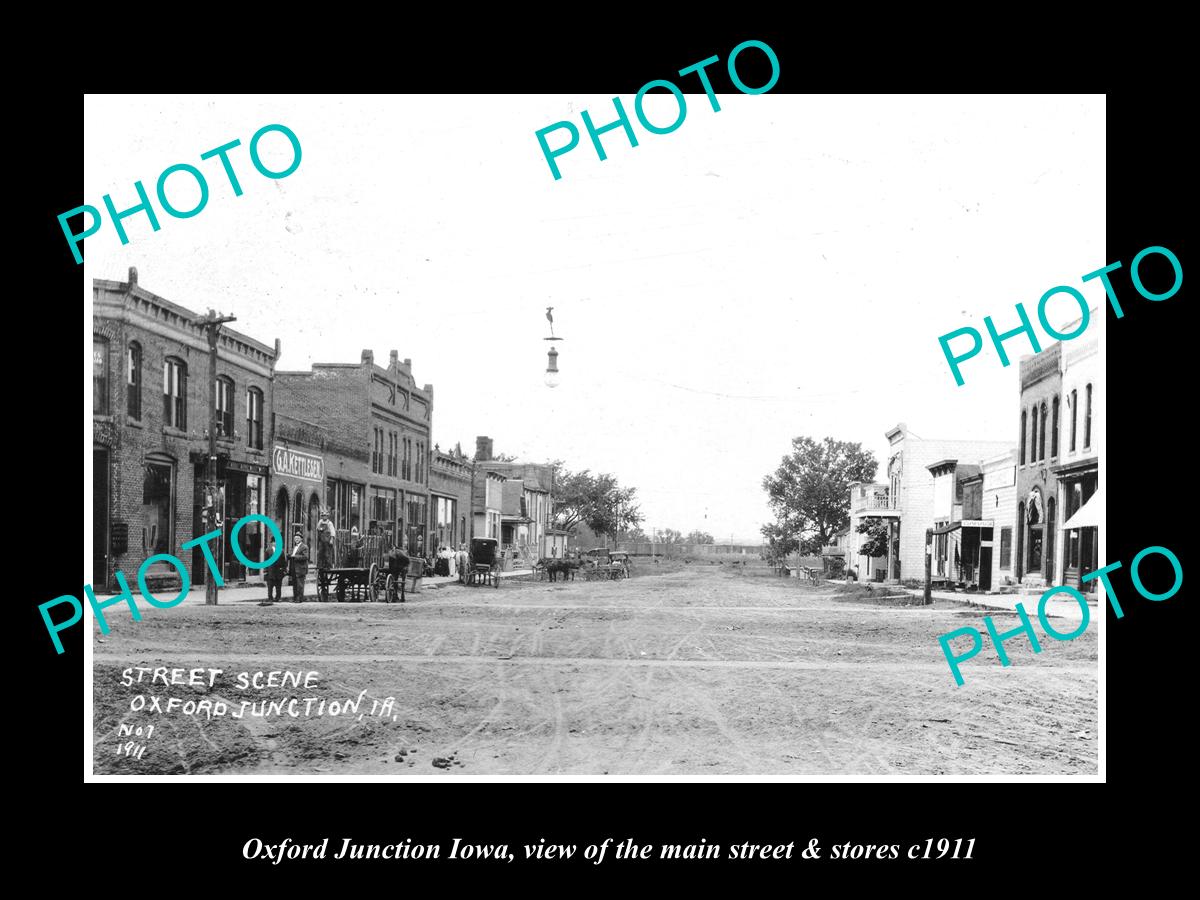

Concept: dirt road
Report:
left=92, top=563, right=1098, bottom=776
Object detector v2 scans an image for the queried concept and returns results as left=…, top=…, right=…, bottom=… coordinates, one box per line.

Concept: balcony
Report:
left=851, top=485, right=900, bottom=516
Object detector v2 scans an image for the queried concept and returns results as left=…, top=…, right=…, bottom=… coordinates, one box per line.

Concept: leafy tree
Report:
left=686, top=530, right=715, bottom=544
left=760, top=520, right=801, bottom=561
left=856, top=517, right=890, bottom=558
left=762, top=436, right=878, bottom=553
left=552, top=466, right=643, bottom=538
left=659, top=528, right=684, bottom=544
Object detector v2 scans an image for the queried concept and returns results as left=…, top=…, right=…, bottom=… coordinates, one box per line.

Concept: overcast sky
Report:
left=84, top=94, right=1105, bottom=542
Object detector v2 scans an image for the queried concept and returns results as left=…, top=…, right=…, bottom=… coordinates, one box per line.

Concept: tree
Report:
left=761, top=436, right=878, bottom=554
left=760, top=520, right=800, bottom=561
left=552, top=466, right=643, bottom=538
left=659, top=528, right=684, bottom=544
left=685, top=530, right=715, bottom=544
left=856, top=518, right=890, bottom=559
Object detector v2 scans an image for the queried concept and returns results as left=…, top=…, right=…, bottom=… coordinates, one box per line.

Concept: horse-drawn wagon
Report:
left=316, top=529, right=407, bottom=603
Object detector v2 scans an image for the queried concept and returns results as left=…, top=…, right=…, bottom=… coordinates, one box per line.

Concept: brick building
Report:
left=1053, top=327, right=1099, bottom=592
left=92, top=269, right=278, bottom=591
left=429, top=443, right=474, bottom=551
left=275, top=350, right=432, bottom=553
left=1015, top=342, right=1064, bottom=589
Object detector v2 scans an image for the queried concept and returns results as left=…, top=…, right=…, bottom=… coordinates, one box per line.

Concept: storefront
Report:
left=1055, top=459, right=1099, bottom=592
left=272, top=443, right=326, bottom=561
left=190, top=454, right=270, bottom=584
left=325, top=478, right=365, bottom=535
left=432, top=493, right=459, bottom=550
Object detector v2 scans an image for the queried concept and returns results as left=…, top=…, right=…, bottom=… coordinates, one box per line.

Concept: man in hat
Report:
left=289, top=531, right=310, bottom=603
left=316, top=508, right=335, bottom=571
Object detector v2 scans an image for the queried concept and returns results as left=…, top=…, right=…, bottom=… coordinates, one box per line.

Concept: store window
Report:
left=163, top=357, right=187, bottom=430
left=143, top=459, right=173, bottom=555
left=246, top=387, right=264, bottom=449
left=93, top=337, right=110, bottom=416
left=999, top=527, right=1012, bottom=570
left=216, top=376, right=235, bottom=438
left=126, top=341, right=142, bottom=420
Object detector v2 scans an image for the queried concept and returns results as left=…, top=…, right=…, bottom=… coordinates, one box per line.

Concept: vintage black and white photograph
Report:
left=84, top=93, right=1104, bottom=778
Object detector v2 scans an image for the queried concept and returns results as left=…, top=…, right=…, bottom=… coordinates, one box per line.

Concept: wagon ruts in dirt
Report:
left=466, top=536, right=501, bottom=588
left=316, top=529, right=408, bottom=603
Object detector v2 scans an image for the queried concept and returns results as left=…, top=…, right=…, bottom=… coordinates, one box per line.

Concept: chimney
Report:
left=361, top=349, right=374, bottom=366
left=404, top=358, right=412, bottom=368
left=127, top=266, right=138, bottom=286
left=389, top=350, right=398, bottom=368
left=475, top=436, right=493, bottom=462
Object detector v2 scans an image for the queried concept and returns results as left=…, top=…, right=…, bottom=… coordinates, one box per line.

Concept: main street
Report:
left=92, top=561, right=1097, bottom=776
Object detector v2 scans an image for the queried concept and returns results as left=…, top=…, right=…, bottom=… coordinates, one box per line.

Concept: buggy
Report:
left=467, top=537, right=501, bottom=588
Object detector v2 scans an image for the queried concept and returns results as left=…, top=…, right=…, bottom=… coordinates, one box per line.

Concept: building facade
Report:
left=981, top=448, right=1018, bottom=591
left=275, top=350, right=432, bottom=553
left=471, top=436, right=556, bottom=560
left=1015, top=342, right=1064, bottom=589
left=1052, top=328, right=1099, bottom=592
left=429, top=444, right=474, bottom=551
left=846, top=423, right=1011, bottom=583
left=93, top=269, right=278, bottom=590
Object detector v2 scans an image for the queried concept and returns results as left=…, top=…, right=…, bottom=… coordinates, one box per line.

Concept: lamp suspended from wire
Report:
left=544, top=306, right=564, bottom=388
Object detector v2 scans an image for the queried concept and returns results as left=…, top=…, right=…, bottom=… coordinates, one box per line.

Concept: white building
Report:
left=1052, top=327, right=1100, bottom=592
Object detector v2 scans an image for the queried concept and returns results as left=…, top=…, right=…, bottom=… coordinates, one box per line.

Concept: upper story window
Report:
left=93, top=337, right=110, bottom=416
left=1019, top=410, right=1027, bottom=465
left=1070, top=389, right=1078, bottom=452
left=126, top=341, right=142, bottom=420
left=215, top=376, right=235, bottom=438
left=1029, top=406, right=1038, bottom=463
left=246, top=387, right=264, bottom=450
left=1051, top=396, right=1060, bottom=458
left=163, top=357, right=187, bottom=430
left=1039, top=402, right=1048, bottom=461
left=1084, top=384, right=1093, bottom=449
left=372, top=427, right=383, bottom=474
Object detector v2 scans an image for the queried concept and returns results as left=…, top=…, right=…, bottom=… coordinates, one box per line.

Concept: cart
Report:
left=467, top=537, right=501, bottom=588
left=582, top=548, right=629, bottom=581
left=316, top=530, right=405, bottom=602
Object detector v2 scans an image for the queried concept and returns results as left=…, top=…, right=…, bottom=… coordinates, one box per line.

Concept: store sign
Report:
left=272, top=446, right=323, bottom=482
left=961, top=519, right=993, bottom=528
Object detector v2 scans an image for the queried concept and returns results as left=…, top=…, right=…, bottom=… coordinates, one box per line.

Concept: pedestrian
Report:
left=261, top=532, right=286, bottom=605
left=289, top=531, right=310, bottom=603
left=456, top=543, right=469, bottom=584
left=316, top=508, right=335, bottom=570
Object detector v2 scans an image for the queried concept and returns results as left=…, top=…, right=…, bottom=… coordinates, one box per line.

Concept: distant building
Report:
left=92, top=269, right=278, bottom=591
left=429, top=443, right=473, bottom=550
left=472, top=436, right=556, bottom=560
left=981, top=448, right=1018, bottom=590
left=1015, top=342, right=1064, bottom=589
left=846, top=423, right=1011, bottom=583
left=1052, top=327, right=1099, bottom=592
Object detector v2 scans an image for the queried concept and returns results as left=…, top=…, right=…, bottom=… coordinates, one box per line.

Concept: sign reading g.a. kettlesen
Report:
left=272, top=446, right=323, bottom=482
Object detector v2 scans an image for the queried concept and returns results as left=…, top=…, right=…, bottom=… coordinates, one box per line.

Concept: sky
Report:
left=84, top=94, right=1105, bottom=542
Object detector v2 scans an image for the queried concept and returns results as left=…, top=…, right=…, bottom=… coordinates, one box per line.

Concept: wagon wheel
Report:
left=367, top=564, right=380, bottom=602
left=385, top=573, right=396, bottom=604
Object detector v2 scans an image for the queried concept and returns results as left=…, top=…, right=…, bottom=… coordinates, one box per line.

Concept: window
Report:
left=1039, top=402, right=1047, bottom=461
left=215, top=376, right=234, bottom=438
left=246, top=387, right=264, bottom=449
left=1029, top=407, right=1038, bottom=463
left=999, top=527, right=1012, bottom=570
left=1070, top=389, right=1078, bottom=451
left=126, top=341, right=142, bottom=420
left=1051, top=396, right=1059, bottom=458
left=416, top=442, right=423, bottom=483
left=163, top=358, right=187, bottom=430
left=1019, top=410, right=1027, bottom=465
left=387, top=432, right=397, bottom=477
left=93, top=337, right=110, bottom=415
left=372, top=427, right=383, bottom=474
left=143, top=459, right=173, bottom=554
left=402, top=437, right=411, bottom=481
left=1084, top=384, right=1093, bottom=448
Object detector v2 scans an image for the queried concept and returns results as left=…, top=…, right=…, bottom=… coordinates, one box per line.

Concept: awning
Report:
left=1063, top=489, right=1103, bottom=530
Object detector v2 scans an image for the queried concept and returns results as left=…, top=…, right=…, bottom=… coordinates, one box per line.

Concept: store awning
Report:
left=1063, top=489, right=1103, bottom=530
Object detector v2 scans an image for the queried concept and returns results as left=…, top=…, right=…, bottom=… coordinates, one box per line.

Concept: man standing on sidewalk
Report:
left=289, top=531, right=310, bottom=603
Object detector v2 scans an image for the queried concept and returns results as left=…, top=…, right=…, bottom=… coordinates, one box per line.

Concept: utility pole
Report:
left=199, top=309, right=237, bottom=605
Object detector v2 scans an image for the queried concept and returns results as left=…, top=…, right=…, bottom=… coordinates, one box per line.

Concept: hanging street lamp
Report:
left=543, top=305, right=564, bottom=388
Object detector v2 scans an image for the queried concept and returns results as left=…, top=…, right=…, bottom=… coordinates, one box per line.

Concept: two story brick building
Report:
left=92, top=269, right=279, bottom=591
left=275, top=350, right=433, bottom=553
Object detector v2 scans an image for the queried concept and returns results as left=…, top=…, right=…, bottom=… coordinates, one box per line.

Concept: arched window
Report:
left=1051, top=396, right=1060, bottom=458
left=1084, top=384, right=1093, bottom=448
left=246, top=387, right=264, bottom=449
left=126, top=341, right=142, bottom=420
left=93, top=337, right=110, bottom=416
left=1039, top=402, right=1048, bottom=461
left=1070, top=389, right=1078, bottom=451
left=1019, top=410, right=1027, bottom=465
left=1029, top=407, right=1038, bottom=463
left=163, top=357, right=187, bottom=429
left=215, top=376, right=235, bottom=438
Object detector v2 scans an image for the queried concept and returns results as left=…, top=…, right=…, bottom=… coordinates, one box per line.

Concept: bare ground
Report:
left=92, top=563, right=1098, bottom=776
